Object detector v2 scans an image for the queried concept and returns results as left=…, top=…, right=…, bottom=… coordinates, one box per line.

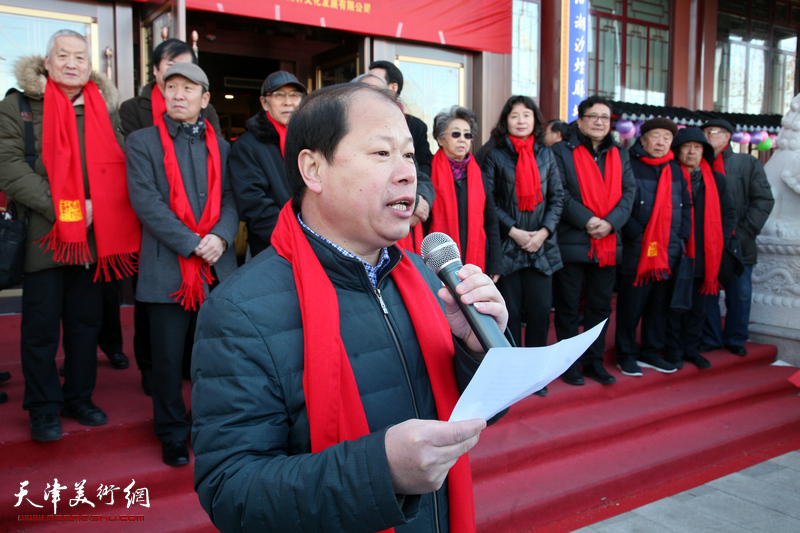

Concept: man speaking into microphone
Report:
left=190, top=83, right=509, bottom=532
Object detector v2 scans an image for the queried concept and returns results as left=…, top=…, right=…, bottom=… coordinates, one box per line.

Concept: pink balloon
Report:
left=739, top=132, right=751, bottom=144
left=769, top=134, right=778, bottom=141
left=619, top=129, right=635, bottom=140
left=676, top=124, right=686, bottom=130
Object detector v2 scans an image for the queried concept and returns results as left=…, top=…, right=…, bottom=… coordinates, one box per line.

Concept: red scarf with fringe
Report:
left=430, top=150, right=486, bottom=270
left=156, top=117, right=222, bottom=310
left=271, top=204, right=476, bottom=533
left=572, top=144, right=622, bottom=266
left=40, top=77, right=139, bottom=281
left=508, top=135, right=542, bottom=211
left=682, top=159, right=724, bottom=295
left=266, top=111, right=287, bottom=156
left=634, top=152, right=676, bottom=286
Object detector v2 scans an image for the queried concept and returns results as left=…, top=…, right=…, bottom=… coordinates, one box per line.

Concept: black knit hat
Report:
left=671, top=127, right=715, bottom=163
left=640, top=117, right=678, bottom=138
left=702, top=118, right=735, bottom=134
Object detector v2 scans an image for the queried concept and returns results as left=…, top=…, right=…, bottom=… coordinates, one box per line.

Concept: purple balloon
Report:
left=750, top=132, right=765, bottom=144
left=634, top=121, right=644, bottom=136
left=731, top=131, right=744, bottom=143
left=739, top=132, right=751, bottom=145
left=619, top=129, right=635, bottom=140
left=616, top=120, right=634, bottom=135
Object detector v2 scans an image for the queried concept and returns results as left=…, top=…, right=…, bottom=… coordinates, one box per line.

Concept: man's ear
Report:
left=201, top=91, right=211, bottom=109
left=388, top=82, right=400, bottom=94
left=298, top=149, right=324, bottom=194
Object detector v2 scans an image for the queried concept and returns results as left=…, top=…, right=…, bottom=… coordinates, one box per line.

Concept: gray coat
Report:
left=126, top=115, right=238, bottom=303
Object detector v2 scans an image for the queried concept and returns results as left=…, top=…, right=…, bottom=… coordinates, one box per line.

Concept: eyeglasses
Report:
left=268, top=91, right=303, bottom=100
left=443, top=131, right=474, bottom=140
left=582, top=114, right=611, bottom=123
left=704, top=129, right=726, bottom=136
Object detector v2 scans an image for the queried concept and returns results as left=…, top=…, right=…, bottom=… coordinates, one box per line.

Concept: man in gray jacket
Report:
left=126, top=63, right=238, bottom=466
left=700, top=119, right=774, bottom=356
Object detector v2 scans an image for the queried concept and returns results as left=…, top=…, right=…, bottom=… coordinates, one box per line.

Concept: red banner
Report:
left=187, top=0, right=512, bottom=54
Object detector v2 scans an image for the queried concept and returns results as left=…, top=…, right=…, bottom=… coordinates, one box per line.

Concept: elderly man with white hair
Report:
left=0, top=29, right=139, bottom=442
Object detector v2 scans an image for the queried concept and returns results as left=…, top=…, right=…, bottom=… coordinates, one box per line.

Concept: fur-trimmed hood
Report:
left=245, top=111, right=281, bottom=146
left=13, top=55, right=119, bottom=112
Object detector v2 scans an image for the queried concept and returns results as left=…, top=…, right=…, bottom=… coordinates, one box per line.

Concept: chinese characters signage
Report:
left=566, top=0, right=588, bottom=121
left=14, top=478, right=149, bottom=520
left=186, top=0, right=512, bottom=54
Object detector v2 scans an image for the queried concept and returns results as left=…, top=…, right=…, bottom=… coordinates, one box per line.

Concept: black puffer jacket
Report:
left=620, top=139, right=692, bottom=276
left=480, top=136, right=564, bottom=276
left=551, top=123, right=636, bottom=264
left=228, top=112, right=290, bottom=255
left=717, top=145, right=774, bottom=265
left=191, top=229, right=488, bottom=532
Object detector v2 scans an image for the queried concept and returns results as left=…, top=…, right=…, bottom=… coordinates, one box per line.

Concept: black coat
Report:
left=550, top=124, right=636, bottom=264
left=620, top=140, right=692, bottom=276
left=407, top=114, right=433, bottom=177
left=687, top=166, right=737, bottom=277
left=119, top=82, right=221, bottom=139
left=191, top=231, right=489, bottom=532
left=228, top=112, right=290, bottom=255
left=717, top=146, right=774, bottom=265
left=480, top=136, right=564, bottom=277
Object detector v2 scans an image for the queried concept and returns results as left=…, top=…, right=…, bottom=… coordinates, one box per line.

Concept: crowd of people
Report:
left=0, top=29, right=777, bottom=532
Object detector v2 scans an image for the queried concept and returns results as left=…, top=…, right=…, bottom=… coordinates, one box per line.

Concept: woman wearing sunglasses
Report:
left=479, top=96, right=564, bottom=391
left=427, top=105, right=502, bottom=278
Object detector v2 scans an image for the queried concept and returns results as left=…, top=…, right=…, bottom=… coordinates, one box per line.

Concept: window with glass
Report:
left=0, top=6, right=95, bottom=97
left=512, top=0, right=540, bottom=98
left=714, top=1, right=799, bottom=115
left=586, top=0, right=670, bottom=105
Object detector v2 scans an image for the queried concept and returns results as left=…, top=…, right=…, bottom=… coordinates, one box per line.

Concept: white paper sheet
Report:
left=448, top=319, right=607, bottom=422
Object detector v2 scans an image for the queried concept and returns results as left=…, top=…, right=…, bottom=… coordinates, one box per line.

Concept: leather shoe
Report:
left=0, top=391, right=7, bottom=404
left=61, top=400, right=108, bottom=426
left=533, top=386, right=548, bottom=397
left=725, top=344, right=748, bottom=356
left=30, top=413, right=62, bottom=442
left=141, top=369, right=153, bottom=396
left=683, top=352, right=711, bottom=369
left=162, top=440, right=190, bottom=466
left=698, top=343, right=720, bottom=353
left=106, top=352, right=129, bottom=369
left=0, top=371, right=10, bottom=383
left=562, top=362, right=585, bottom=386
left=583, top=360, right=617, bottom=385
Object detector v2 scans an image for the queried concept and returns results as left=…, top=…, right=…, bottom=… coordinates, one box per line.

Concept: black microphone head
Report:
left=421, top=232, right=462, bottom=274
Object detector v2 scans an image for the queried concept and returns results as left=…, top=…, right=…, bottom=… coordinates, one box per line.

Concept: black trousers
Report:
left=665, top=277, right=707, bottom=361
left=98, top=278, right=122, bottom=356
left=615, top=274, right=670, bottom=362
left=497, top=266, right=552, bottom=348
left=21, top=266, right=102, bottom=415
left=132, top=273, right=152, bottom=373
left=147, top=303, right=195, bottom=442
left=553, top=262, right=616, bottom=363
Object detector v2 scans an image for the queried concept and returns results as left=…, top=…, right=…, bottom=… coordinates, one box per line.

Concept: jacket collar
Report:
left=245, top=111, right=281, bottom=146
left=563, top=122, right=616, bottom=155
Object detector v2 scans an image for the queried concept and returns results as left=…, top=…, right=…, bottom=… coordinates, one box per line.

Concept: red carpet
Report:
left=1, top=308, right=798, bottom=532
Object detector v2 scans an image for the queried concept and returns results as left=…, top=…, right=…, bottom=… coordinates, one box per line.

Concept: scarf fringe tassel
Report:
left=170, top=263, right=215, bottom=311
left=36, top=226, right=93, bottom=265
left=633, top=268, right=670, bottom=287
left=517, top=194, right=542, bottom=212
left=94, top=253, right=139, bottom=282
left=700, top=279, right=721, bottom=296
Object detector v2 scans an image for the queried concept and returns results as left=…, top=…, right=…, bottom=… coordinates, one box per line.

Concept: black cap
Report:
left=261, top=71, right=307, bottom=95
left=671, top=127, right=715, bottom=163
left=640, top=117, right=678, bottom=138
left=702, top=118, right=734, bottom=134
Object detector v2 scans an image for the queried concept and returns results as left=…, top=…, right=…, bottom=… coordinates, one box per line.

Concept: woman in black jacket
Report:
left=479, top=96, right=564, bottom=374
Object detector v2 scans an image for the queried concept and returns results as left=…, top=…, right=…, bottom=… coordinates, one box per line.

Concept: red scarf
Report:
left=271, top=203, right=476, bottom=533
left=713, top=144, right=729, bottom=175
left=150, top=83, right=167, bottom=130
left=682, top=160, right=724, bottom=295
left=40, top=77, right=139, bottom=281
left=430, top=150, right=486, bottom=270
left=572, top=145, right=622, bottom=266
left=156, top=117, right=222, bottom=310
left=507, top=135, right=542, bottom=211
left=634, top=152, right=676, bottom=286
left=266, top=111, right=287, bottom=156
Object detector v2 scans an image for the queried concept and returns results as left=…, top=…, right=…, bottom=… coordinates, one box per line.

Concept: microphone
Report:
left=420, top=232, right=511, bottom=352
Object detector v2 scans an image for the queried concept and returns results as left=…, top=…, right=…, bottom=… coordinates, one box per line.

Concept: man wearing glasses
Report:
left=700, top=119, right=774, bottom=357
left=229, top=71, right=307, bottom=256
left=551, top=96, right=636, bottom=386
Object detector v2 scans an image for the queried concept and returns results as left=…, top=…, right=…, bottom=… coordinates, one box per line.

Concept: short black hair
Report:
left=547, top=119, right=568, bottom=135
left=284, top=83, right=400, bottom=209
left=368, top=60, right=404, bottom=95
left=489, top=95, right=545, bottom=145
left=577, top=95, right=612, bottom=118
left=151, top=39, right=197, bottom=73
